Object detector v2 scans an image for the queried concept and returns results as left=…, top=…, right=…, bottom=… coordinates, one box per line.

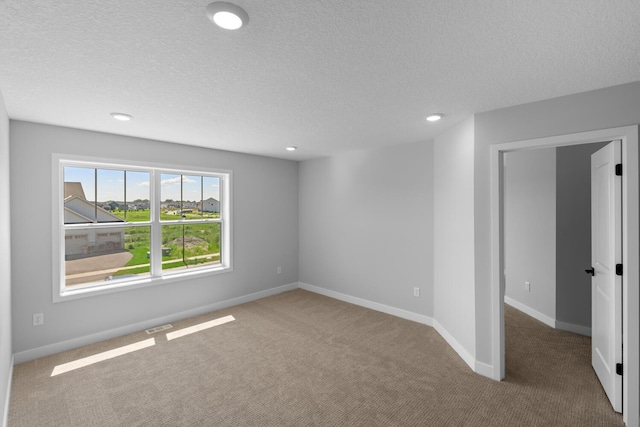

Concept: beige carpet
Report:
left=9, top=289, right=623, bottom=426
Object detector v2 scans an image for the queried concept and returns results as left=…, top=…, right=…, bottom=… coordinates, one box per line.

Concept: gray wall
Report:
left=474, top=80, right=640, bottom=365
left=10, top=121, right=299, bottom=356
left=434, top=117, right=476, bottom=357
left=298, top=140, right=434, bottom=317
left=0, top=92, right=12, bottom=424
left=504, top=148, right=556, bottom=320
left=556, top=142, right=608, bottom=328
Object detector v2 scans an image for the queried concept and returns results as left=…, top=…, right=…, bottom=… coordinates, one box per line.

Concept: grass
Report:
left=113, top=222, right=220, bottom=276
left=112, top=266, right=150, bottom=276
left=125, top=245, right=151, bottom=266
left=112, top=256, right=221, bottom=276
left=105, top=218, right=221, bottom=279
left=111, top=209, right=220, bottom=222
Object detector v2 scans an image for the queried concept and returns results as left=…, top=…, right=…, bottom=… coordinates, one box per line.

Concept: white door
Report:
left=590, top=140, right=622, bottom=412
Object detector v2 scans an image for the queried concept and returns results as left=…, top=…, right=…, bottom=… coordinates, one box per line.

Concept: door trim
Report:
left=490, top=125, right=639, bottom=425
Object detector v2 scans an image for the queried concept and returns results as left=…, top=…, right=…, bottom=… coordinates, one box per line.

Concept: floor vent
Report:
left=145, top=324, right=173, bottom=334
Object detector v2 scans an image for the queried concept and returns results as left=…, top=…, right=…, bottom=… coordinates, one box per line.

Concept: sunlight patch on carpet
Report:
left=51, top=338, right=156, bottom=376
left=166, top=315, right=235, bottom=341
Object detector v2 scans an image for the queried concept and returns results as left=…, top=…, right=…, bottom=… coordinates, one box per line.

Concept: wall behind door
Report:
left=504, top=148, right=557, bottom=321
left=505, top=142, right=608, bottom=333
left=556, top=142, right=608, bottom=331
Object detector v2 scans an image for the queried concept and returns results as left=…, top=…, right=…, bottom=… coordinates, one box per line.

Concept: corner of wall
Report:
left=0, top=90, right=13, bottom=427
left=2, top=356, right=13, bottom=427
left=433, top=116, right=478, bottom=366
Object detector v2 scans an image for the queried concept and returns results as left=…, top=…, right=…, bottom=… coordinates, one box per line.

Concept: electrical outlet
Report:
left=524, top=281, right=531, bottom=292
left=414, top=287, right=420, bottom=297
left=33, top=313, right=44, bottom=326
left=277, top=266, right=282, bottom=275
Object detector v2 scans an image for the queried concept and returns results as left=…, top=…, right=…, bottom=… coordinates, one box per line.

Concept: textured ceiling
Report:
left=0, top=1, right=639, bottom=160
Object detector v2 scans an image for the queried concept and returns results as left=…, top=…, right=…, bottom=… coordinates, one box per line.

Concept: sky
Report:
left=64, top=167, right=220, bottom=203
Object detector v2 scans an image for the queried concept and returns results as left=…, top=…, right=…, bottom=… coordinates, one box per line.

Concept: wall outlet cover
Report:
left=33, top=313, right=44, bottom=326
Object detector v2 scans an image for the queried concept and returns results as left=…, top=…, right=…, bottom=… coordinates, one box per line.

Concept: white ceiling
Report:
left=1, top=1, right=639, bottom=161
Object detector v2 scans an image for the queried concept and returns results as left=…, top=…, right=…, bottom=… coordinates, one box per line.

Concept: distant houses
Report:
left=163, top=197, right=219, bottom=215
left=64, top=182, right=125, bottom=259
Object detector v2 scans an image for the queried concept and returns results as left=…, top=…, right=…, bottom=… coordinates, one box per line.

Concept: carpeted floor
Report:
left=8, top=289, right=623, bottom=426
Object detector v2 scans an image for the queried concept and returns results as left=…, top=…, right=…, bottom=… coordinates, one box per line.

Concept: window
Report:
left=53, top=156, right=231, bottom=300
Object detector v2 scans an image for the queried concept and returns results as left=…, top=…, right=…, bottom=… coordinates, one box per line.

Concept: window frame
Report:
left=52, top=154, right=232, bottom=302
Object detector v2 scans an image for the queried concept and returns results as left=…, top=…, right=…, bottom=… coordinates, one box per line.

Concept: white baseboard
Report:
left=432, top=320, right=475, bottom=372
left=474, top=359, right=495, bottom=379
left=555, top=320, right=591, bottom=337
left=2, top=355, right=13, bottom=427
left=298, top=282, right=433, bottom=327
left=504, top=296, right=591, bottom=337
left=14, top=283, right=299, bottom=364
left=298, top=282, right=494, bottom=377
left=504, top=296, right=555, bottom=328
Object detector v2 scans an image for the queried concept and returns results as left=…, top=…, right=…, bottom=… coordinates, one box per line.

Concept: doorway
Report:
left=502, top=142, right=611, bottom=404
left=490, top=125, right=639, bottom=425
left=503, top=143, right=606, bottom=334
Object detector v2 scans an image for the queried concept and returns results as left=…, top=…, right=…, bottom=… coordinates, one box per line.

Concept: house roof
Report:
left=64, top=182, right=86, bottom=200
left=64, top=195, right=124, bottom=223
left=63, top=206, right=94, bottom=224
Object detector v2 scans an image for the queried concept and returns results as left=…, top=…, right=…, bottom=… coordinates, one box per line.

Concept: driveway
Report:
left=66, top=250, right=133, bottom=275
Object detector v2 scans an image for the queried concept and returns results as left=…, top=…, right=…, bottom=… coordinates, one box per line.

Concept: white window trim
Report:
left=52, top=153, right=233, bottom=302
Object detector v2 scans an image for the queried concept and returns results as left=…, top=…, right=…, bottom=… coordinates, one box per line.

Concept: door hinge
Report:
left=616, top=363, right=623, bottom=376
left=616, top=264, right=623, bottom=276
left=615, top=164, right=622, bottom=176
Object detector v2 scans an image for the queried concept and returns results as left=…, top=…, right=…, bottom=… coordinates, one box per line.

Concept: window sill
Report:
left=54, top=265, right=233, bottom=303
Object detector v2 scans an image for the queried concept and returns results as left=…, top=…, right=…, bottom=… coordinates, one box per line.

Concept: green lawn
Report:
left=125, top=245, right=150, bottom=266
left=111, top=209, right=220, bottom=221
left=113, top=222, right=221, bottom=277
left=112, top=255, right=221, bottom=276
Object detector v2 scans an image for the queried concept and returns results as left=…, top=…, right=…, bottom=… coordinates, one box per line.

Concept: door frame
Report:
left=490, top=125, right=639, bottom=425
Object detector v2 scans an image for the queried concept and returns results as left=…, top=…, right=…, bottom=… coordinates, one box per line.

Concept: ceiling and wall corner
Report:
left=0, top=1, right=639, bottom=160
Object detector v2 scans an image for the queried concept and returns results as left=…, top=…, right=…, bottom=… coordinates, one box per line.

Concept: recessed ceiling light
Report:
left=110, top=113, right=133, bottom=121
left=206, top=2, right=249, bottom=30
left=426, top=114, right=443, bottom=122
left=285, top=146, right=297, bottom=151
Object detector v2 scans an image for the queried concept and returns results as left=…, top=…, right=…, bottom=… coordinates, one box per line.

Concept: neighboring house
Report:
left=161, top=201, right=180, bottom=209
left=105, top=201, right=122, bottom=211
left=64, top=182, right=125, bottom=258
left=202, top=197, right=219, bottom=213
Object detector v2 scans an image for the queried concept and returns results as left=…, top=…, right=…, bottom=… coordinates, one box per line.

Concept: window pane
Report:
left=182, top=175, right=201, bottom=219
left=161, top=173, right=181, bottom=220
left=125, top=171, right=151, bottom=222
left=203, top=176, right=221, bottom=218
left=64, top=226, right=151, bottom=286
left=161, top=223, right=221, bottom=272
left=97, top=169, right=124, bottom=222
left=63, top=167, right=95, bottom=224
